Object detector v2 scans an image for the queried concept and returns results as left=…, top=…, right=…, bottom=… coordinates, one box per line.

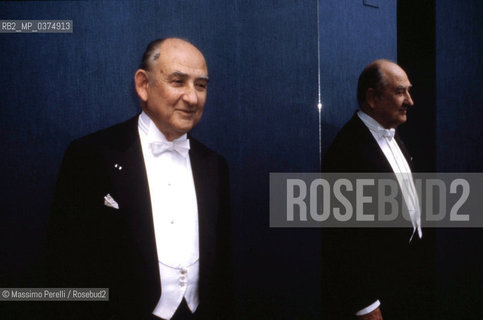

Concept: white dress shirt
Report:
left=138, top=112, right=199, bottom=320
left=354, top=110, right=423, bottom=316
left=357, top=110, right=422, bottom=240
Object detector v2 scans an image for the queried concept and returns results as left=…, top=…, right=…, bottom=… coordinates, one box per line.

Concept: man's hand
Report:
left=357, top=307, right=383, bottom=320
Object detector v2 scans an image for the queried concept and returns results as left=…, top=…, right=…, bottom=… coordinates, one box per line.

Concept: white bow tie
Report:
left=150, top=139, right=190, bottom=158
left=378, top=127, right=395, bottom=140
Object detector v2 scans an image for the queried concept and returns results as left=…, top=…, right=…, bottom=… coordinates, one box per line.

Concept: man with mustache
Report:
left=322, top=60, right=433, bottom=319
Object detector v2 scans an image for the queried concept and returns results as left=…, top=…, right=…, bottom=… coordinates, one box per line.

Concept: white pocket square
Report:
left=104, top=193, right=119, bottom=210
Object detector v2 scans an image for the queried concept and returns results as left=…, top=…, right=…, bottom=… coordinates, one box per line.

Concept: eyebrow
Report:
left=396, top=85, right=412, bottom=91
left=171, top=71, right=210, bottom=82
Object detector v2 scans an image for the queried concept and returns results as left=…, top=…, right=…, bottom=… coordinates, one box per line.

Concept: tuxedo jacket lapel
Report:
left=348, top=114, right=416, bottom=173
left=355, top=116, right=393, bottom=172
left=104, top=116, right=161, bottom=308
left=340, top=114, right=394, bottom=173
left=395, top=134, right=414, bottom=170
left=188, top=137, right=217, bottom=293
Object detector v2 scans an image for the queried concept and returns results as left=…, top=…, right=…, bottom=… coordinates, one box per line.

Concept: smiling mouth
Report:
left=176, top=109, right=196, bottom=119
left=176, top=109, right=195, bottom=114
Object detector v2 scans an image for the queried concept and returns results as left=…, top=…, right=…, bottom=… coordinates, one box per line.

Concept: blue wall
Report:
left=436, top=0, right=483, bottom=172
left=231, top=2, right=320, bottom=318
left=435, top=1, right=483, bottom=318
left=319, top=0, right=397, bottom=153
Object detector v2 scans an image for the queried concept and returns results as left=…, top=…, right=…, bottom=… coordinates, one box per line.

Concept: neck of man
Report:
left=361, top=106, right=395, bottom=129
left=142, top=108, right=185, bottom=141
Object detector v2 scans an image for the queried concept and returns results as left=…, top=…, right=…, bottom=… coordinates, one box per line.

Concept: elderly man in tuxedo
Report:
left=322, top=60, right=434, bottom=320
left=48, top=38, right=232, bottom=320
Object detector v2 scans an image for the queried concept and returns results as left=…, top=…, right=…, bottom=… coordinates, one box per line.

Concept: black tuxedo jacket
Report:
left=321, top=113, right=434, bottom=319
left=322, top=113, right=412, bottom=174
left=47, top=116, right=232, bottom=319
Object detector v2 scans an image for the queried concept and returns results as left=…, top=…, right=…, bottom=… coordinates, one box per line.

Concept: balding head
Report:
left=139, top=38, right=207, bottom=74
left=357, top=59, right=391, bottom=109
left=358, top=59, right=414, bottom=129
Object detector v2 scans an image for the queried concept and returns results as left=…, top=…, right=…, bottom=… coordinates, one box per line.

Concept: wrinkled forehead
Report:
left=156, top=41, right=208, bottom=77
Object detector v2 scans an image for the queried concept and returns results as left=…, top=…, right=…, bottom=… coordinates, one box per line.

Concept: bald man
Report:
left=48, top=38, right=232, bottom=320
left=322, top=60, right=434, bottom=319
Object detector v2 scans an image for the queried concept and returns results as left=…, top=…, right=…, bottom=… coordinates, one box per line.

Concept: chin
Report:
left=173, top=124, right=195, bottom=135
left=175, top=117, right=194, bottom=126
left=396, top=119, right=407, bottom=127
left=174, top=127, right=192, bottom=135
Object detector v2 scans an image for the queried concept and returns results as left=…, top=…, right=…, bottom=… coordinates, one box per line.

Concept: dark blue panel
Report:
left=233, top=2, right=321, bottom=318
left=397, top=0, right=436, bottom=172
left=435, top=1, right=483, bottom=319
left=436, top=0, right=483, bottom=172
left=319, top=0, right=397, bottom=154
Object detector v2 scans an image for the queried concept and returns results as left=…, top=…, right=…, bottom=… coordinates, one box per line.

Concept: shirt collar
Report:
left=138, top=111, right=187, bottom=143
left=357, top=110, right=396, bottom=141
left=357, top=110, right=393, bottom=132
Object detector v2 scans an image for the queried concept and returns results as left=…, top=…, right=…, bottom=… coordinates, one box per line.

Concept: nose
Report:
left=406, top=91, right=414, bottom=106
left=182, top=85, right=198, bottom=106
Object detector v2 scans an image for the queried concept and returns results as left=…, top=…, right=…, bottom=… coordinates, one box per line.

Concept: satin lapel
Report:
left=395, top=134, right=414, bottom=170
left=106, top=117, right=161, bottom=307
left=351, top=115, right=394, bottom=172
left=189, top=139, right=217, bottom=289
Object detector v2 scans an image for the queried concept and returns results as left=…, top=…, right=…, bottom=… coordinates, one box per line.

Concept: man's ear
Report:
left=134, top=69, right=150, bottom=102
left=365, top=88, right=378, bottom=110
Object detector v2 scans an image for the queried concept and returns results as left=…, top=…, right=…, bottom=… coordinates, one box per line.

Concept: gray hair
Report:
left=139, top=38, right=166, bottom=71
